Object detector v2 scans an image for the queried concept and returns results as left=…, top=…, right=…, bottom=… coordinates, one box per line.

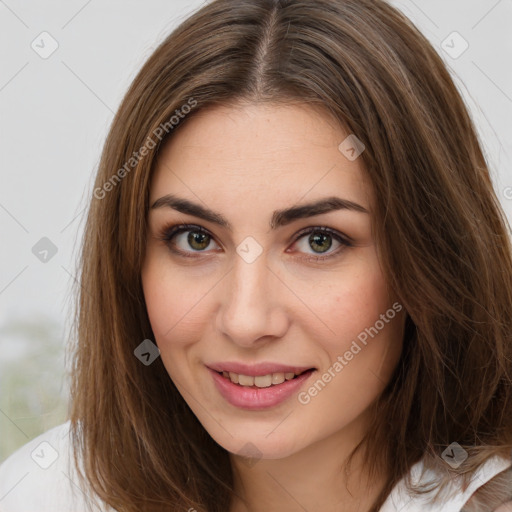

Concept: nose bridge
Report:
left=216, top=251, right=287, bottom=345
left=233, top=253, right=269, bottom=304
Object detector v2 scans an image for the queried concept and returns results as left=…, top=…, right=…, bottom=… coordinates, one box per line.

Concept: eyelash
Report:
left=155, top=223, right=353, bottom=262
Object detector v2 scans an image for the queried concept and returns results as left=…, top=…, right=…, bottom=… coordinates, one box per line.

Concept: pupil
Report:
left=188, top=231, right=209, bottom=250
left=309, top=233, right=332, bottom=253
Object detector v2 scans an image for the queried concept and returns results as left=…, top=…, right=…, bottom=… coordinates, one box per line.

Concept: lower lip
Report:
left=208, top=368, right=315, bottom=410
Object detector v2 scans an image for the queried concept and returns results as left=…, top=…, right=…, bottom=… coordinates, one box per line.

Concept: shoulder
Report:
left=494, top=503, right=512, bottom=512
left=0, top=421, right=110, bottom=512
left=462, top=464, right=512, bottom=512
left=381, top=453, right=512, bottom=512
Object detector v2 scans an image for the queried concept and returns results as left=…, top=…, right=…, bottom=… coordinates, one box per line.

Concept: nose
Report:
left=215, top=252, right=289, bottom=347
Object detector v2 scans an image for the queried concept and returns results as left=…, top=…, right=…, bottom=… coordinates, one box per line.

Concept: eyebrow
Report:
left=150, top=194, right=369, bottom=230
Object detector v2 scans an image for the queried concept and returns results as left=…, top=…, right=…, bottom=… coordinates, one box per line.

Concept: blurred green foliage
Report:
left=0, top=315, right=69, bottom=463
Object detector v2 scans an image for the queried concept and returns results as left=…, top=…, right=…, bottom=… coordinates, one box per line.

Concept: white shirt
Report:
left=0, top=421, right=510, bottom=511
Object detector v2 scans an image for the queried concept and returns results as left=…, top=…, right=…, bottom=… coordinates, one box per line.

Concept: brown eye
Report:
left=308, top=232, right=333, bottom=253
left=290, top=227, right=352, bottom=261
left=187, top=231, right=211, bottom=251
left=158, top=224, right=220, bottom=257
left=158, top=223, right=351, bottom=262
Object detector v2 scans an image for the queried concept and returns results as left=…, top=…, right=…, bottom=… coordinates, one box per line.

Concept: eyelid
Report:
left=290, top=225, right=354, bottom=245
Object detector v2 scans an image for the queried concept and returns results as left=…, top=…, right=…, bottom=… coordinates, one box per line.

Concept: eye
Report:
left=156, top=223, right=220, bottom=258
left=288, top=227, right=352, bottom=261
left=156, top=223, right=352, bottom=261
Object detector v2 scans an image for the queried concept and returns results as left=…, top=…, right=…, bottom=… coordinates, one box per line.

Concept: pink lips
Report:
left=206, top=363, right=316, bottom=410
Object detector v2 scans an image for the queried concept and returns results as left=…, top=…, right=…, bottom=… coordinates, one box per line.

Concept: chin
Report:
left=201, top=418, right=310, bottom=461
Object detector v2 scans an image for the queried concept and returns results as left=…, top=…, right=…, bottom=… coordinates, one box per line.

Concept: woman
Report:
left=1, top=0, right=512, bottom=511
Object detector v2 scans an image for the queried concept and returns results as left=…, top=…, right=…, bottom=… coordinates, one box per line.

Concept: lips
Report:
left=206, top=361, right=317, bottom=409
left=208, top=366, right=316, bottom=410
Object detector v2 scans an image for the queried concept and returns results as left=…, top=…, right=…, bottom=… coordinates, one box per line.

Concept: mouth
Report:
left=207, top=365, right=317, bottom=410
left=214, top=368, right=315, bottom=388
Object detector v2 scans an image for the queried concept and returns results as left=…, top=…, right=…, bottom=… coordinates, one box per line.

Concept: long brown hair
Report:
left=67, top=0, right=512, bottom=510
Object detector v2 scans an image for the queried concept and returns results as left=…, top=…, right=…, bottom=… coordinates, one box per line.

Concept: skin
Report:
left=141, top=101, right=406, bottom=512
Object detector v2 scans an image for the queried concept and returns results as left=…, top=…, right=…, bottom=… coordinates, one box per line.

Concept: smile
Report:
left=219, top=369, right=310, bottom=388
left=207, top=366, right=316, bottom=410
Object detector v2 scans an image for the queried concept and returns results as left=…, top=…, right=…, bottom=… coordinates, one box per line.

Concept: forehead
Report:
left=150, top=102, right=372, bottom=212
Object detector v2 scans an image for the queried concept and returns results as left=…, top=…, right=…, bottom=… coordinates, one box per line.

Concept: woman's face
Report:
left=141, top=101, right=405, bottom=459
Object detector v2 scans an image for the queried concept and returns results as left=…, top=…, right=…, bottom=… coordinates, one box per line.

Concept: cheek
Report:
left=141, top=255, right=209, bottom=350
left=299, top=288, right=404, bottom=434
left=296, top=252, right=405, bottom=406
left=291, top=252, right=397, bottom=353
left=141, top=260, right=214, bottom=389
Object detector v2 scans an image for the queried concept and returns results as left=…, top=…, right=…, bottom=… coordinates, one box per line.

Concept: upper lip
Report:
left=207, top=362, right=315, bottom=377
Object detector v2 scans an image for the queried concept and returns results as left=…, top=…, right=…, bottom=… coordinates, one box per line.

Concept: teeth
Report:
left=238, top=374, right=255, bottom=386
left=221, top=370, right=309, bottom=388
left=271, top=373, right=285, bottom=385
left=254, top=374, right=272, bottom=387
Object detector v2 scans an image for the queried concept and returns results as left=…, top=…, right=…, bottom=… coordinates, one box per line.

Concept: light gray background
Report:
left=0, top=0, right=511, bottom=459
